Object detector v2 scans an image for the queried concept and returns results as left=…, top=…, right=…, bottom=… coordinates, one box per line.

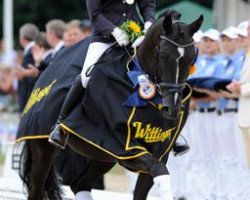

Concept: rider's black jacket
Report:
left=86, top=0, right=156, bottom=43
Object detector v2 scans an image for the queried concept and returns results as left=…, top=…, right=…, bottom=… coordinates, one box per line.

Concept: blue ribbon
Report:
left=123, top=57, right=162, bottom=107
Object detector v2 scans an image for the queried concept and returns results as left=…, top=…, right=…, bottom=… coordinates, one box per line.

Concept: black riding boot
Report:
left=172, top=136, right=190, bottom=156
left=49, top=75, right=85, bottom=148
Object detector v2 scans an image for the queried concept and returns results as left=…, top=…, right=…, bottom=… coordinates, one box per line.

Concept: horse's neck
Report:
left=137, top=30, right=158, bottom=80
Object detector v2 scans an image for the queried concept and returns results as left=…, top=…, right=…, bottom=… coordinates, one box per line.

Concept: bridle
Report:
left=155, top=33, right=195, bottom=100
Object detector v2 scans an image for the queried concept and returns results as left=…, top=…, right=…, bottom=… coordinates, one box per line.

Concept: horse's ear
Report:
left=188, top=15, right=204, bottom=35
left=163, top=14, right=173, bottom=33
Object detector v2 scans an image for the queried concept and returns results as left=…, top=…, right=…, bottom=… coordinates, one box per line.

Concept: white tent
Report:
left=214, top=0, right=250, bottom=30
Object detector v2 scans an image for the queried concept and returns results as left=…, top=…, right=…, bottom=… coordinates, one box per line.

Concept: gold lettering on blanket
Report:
left=22, top=80, right=57, bottom=115
left=133, top=122, right=176, bottom=143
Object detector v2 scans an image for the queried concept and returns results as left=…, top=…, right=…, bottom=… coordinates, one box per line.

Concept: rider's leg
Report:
left=80, top=42, right=113, bottom=88
left=49, top=42, right=113, bottom=148
left=49, top=75, right=84, bottom=148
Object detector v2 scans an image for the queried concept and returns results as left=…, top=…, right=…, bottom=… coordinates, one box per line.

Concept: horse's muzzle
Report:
left=159, top=83, right=185, bottom=119
left=162, top=94, right=183, bottom=120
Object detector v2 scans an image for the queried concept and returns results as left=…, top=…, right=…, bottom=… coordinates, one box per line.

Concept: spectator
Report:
left=64, top=19, right=92, bottom=47
left=0, top=64, right=15, bottom=95
left=227, top=19, right=250, bottom=169
left=0, top=64, right=15, bottom=111
left=237, top=21, right=249, bottom=53
left=64, top=20, right=82, bottom=47
left=79, top=19, right=93, bottom=39
left=185, top=29, right=222, bottom=200
left=63, top=27, right=72, bottom=47
left=46, top=19, right=66, bottom=59
left=193, top=30, right=204, bottom=55
left=22, top=32, right=53, bottom=78
left=211, top=26, right=246, bottom=199
left=14, top=23, right=39, bottom=113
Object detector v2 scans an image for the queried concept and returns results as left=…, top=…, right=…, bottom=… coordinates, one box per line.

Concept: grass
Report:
left=109, top=164, right=126, bottom=175
left=0, top=152, right=5, bottom=165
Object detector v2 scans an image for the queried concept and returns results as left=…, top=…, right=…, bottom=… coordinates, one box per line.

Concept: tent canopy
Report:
left=156, top=0, right=213, bottom=31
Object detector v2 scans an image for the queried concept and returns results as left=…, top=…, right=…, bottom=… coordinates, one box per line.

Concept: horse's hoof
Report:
left=154, top=175, right=174, bottom=200
left=75, top=191, right=93, bottom=200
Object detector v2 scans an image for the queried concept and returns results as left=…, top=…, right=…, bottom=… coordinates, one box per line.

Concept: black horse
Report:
left=17, top=12, right=203, bottom=200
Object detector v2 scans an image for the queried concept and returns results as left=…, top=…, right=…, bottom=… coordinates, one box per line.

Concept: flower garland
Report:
left=119, top=20, right=143, bottom=43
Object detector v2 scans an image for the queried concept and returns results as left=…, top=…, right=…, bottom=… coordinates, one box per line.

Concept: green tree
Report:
left=1, top=0, right=87, bottom=47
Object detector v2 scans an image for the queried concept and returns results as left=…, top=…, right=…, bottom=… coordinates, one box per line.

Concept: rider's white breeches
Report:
left=81, top=42, right=113, bottom=88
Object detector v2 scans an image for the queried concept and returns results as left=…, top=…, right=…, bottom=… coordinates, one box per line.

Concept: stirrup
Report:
left=172, top=135, right=190, bottom=157
left=173, top=144, right=190, bottom=157
left=48, top=125, right=69, bottom=149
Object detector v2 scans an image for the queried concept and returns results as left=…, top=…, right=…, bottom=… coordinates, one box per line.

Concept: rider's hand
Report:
left=111, top=27, right=129, bottom=46
left=143, top=21, right=153, bottom=34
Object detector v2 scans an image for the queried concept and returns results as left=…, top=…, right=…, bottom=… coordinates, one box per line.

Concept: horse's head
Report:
left=138, top=11, right=203, bottom=119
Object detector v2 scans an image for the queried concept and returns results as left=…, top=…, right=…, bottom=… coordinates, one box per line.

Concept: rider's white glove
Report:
left=143, top=21, right=153, bottom=34
left=132, top=36, right=145, bottom=48
left=111, top=27, right=129, bottom=46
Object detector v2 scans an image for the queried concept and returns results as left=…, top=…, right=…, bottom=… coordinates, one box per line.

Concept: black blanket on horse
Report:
left=16, top=38, right=90, bottom=141
left=61, top=47, right=191, bottom=161
left=16, top=38, right=107, bottom=188
left=16, top=38, right=190, bottom=161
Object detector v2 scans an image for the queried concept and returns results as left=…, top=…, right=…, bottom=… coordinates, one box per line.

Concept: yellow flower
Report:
left=120, top=20, right=143, bottom=43
left=129, top=21, right=141, bottom=33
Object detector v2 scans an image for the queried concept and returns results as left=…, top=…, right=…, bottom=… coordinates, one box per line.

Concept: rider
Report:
left=49, top=0, right=189, bottom=156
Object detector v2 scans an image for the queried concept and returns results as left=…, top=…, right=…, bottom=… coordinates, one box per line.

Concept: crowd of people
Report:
left=0, top=18, right=93, bottom=113
left=168, top=19, right=250, bottom=200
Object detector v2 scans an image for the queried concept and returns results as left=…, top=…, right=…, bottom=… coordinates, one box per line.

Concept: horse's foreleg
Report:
left=70, top=160, right=116, bottom=200
left=133, top=173, right=153, bottom=200
left=119, top=154, right=173, bottom=200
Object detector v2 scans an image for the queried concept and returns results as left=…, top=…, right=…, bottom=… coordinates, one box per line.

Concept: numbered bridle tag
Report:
left=138, top=75, right=156, bottom=100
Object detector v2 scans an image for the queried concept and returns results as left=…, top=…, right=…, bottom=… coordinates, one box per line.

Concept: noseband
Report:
left=156, top=34, right=195, bottom=97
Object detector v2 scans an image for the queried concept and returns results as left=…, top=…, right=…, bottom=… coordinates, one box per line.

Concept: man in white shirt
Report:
left=46, top=19, right=66, bottom=59
left=227, top=20, right=250, bottom=169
